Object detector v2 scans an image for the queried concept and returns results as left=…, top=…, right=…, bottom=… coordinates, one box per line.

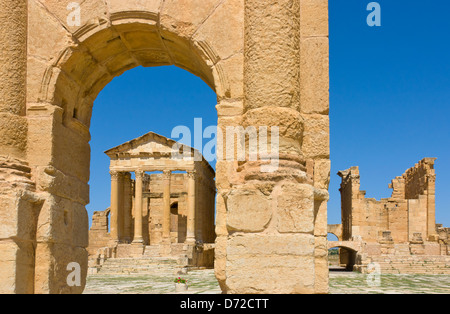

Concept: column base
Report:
left=131, top=239, right=144, bottom=245
left=108, top=240, right=120, bottom=247
left=119, top=238, right=132, bottom=244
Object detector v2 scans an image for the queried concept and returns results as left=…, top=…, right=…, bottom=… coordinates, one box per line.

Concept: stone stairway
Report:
left=143, top=245, right=162, bottom=257
left=359, top=256, right=450, bottom=275
left=89, top=243, right=196, bottom=275
left=97, top=256, right=186, bottom=275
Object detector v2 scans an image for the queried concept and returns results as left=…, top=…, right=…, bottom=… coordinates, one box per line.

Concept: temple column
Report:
left=109, top=171, right=120, bottom=243
left=196, top=175, right=204, bottom=242
left=186, top=170, right=196, bottom=244
left=132, top=170, right=144, bottom=244
left=162, top=170, right=172, bottom=240
left=122, top=172, right=132, bottom=243
left=117, top=172, right=124, bottom=242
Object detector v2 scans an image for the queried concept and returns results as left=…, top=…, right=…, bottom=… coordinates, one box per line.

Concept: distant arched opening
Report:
left=329, top=245, right=357, bottom=272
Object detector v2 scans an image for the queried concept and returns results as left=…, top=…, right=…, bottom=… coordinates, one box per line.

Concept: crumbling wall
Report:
left=338, top=167, right=388, bottom=242
left=337, top=159, right=449, bottom=275
left=338, top=158, right=440, bottom=245
left=88, top=209, right=111, bottom=256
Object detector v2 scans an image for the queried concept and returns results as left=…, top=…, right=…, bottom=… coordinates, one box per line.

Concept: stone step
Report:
left=361, top=261, right=450, bottom=274
left=96, top=255, right=189, bottom=275
left=143, top=244, right=187, bottom=257
left=143, top=246, right=162, bottom=257
left=104, top=257, right=180, bottom=265
left=99, top=265, right=178, bottom=272
left=98, top=267, right=181, bottom=275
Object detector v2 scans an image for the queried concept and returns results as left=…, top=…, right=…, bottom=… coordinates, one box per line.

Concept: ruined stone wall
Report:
left=404, top=158, right=435, bottom=199
left=336, top=159, right=449, bottom=275
left=437, top=225, right=450, bottom=255
left=88, top=209, right=110, bottom=256
left=384, top=200, right=409, bottom=243
left=338, top=159, right=440, bottom=245
left=338, top=167, right=388, bottom=242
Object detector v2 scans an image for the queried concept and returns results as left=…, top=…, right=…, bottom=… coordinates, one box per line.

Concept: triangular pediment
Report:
left=104, top=132, right=195, bottom=157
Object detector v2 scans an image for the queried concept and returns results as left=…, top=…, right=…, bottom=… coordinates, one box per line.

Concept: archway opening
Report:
left=329, top=246, right=357, bottom=272
left=79, top=64, right=219, bottom=293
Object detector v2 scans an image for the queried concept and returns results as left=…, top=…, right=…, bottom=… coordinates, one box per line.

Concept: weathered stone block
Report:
left=300, top=0, right=329, bottom=37
left=225, top=234, right=317, bottom=294
left=300, top=37, right=329, bottom=115
left=302, top=114, right=330, bottom=159
left=160, top=0, right=221, bottom=39
left=34, top=242, right=88, bottom=294
left=276, top=183, right=315, bottom=234
left=0, top=240, right=35, bottom=294
left=226, top=189, right=272, bottom=233
left=193, top=0, right=244, bottom=62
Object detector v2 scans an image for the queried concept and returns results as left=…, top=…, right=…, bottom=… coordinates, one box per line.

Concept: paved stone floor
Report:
left=84, top=269, right=450, bottom=294
left=84, top=269, right=222, bottom=294
left=329, top=271, right=450, bottom=294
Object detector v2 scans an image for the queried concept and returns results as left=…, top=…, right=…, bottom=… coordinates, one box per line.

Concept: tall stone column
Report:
left=196, top=175, right=203, bottom=242
left=162, top=170, right=172, bottom=240
left=133, top=170, right=144, bottom=244
left=122, top=172, right=132, bottom=243
left=109, top=171, right=120, bottom=243
left=0, top=0, right=36, bottom=294
left=186, top=170, right=196, bottom=244
left=117, top=172, right=124, bottom=242
left=427, top=173, right=436, bottom=240
left=0, top=0, right=28, bottom=161
left=217, top=0, right=327, bottom=294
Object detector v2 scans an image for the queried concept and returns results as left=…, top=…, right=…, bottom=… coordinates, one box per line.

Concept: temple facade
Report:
left=88, top=132, right=216, bottom=265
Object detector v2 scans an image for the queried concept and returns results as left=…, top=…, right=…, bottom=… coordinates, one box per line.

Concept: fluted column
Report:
left=110, top=171, right=120, bottom=243
left=132, top=170, right=144, bottom=244
left=162, top=170, right=172, bottom=240
left=186, top=170, right=196, bottom=244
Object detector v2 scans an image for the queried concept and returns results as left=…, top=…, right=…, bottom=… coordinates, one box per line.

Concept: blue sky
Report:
left=88, top=1, right=450, bottom=228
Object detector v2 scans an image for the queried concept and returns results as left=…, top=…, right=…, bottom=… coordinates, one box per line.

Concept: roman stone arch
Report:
left=0, top=0, right=330, bottom=294
left=328, top=242, right=360, bottom=271
left=328, top=240, right=361, bottom=272
left=328, top=224, right=343, bottom=241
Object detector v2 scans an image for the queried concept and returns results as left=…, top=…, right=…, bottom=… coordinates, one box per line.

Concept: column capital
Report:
left=110, top=170, right=122, bottom=180
left=163, top=170, right=172, bottom=180
left=187, top=170, right=196, bottom=180
left=135, top=169, right=144, bottom=179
